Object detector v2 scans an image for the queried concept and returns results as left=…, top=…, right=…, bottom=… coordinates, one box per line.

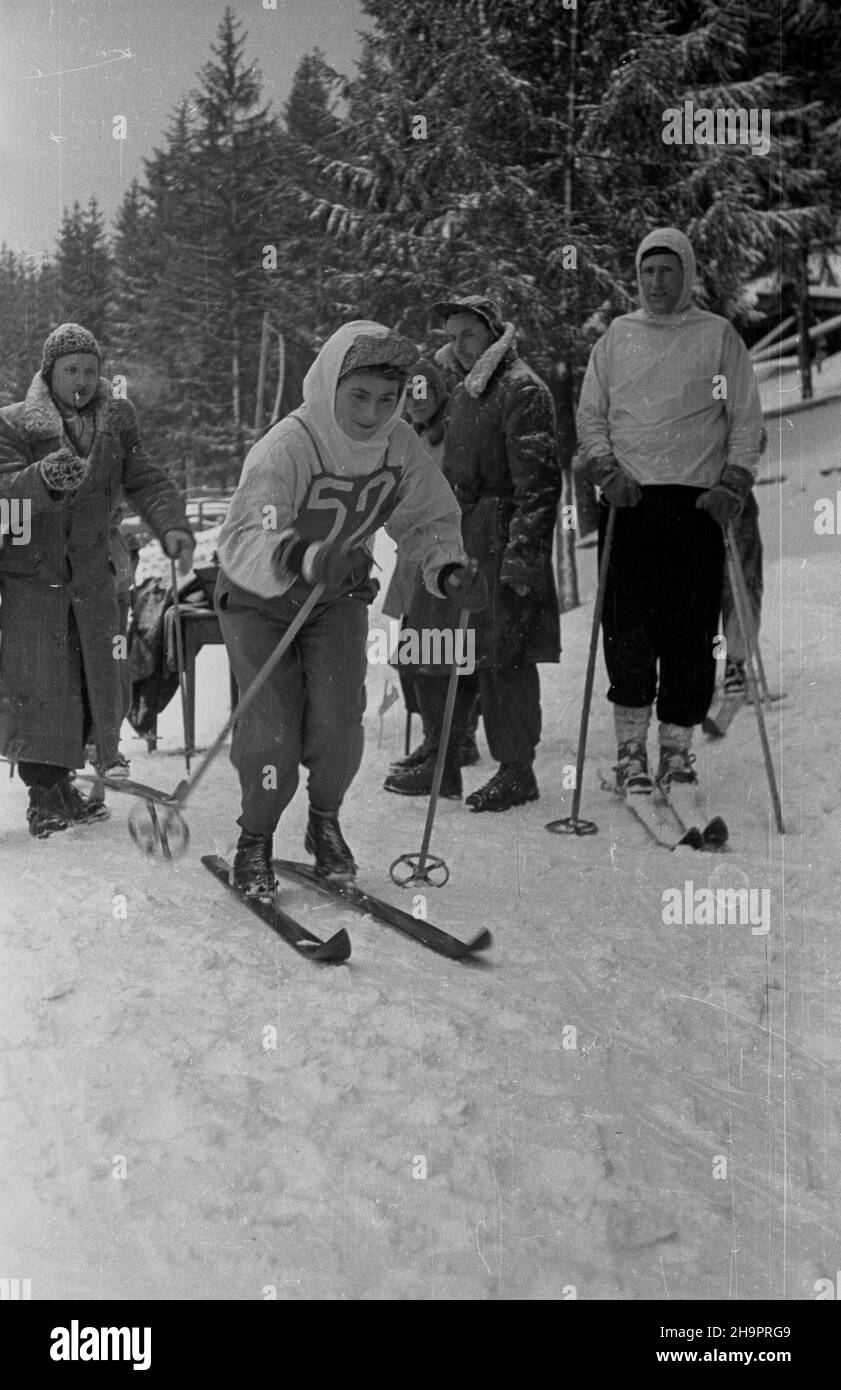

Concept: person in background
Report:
left=576, top=228, right=765, bottom=793
left=385, top=295, right=562, bottom=811
left=383, top=357, right=479, bottom=775
left=0, top=323, right=193, bottom=838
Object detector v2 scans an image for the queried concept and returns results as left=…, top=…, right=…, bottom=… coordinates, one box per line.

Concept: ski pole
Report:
left=169, top=559, right=192, bottom=773
left=91, top=579, right=327, bottom=864
left=726, top=527, right=769, bottom=704
left=546, top=504, right=617, bottom=837
left=404, top=709, right=413, bottom=757
left=171, top=579, right=326, bottom=807
left=725, top=528, right=784, bottom=834
left=389, top=595, right=474, bottom=888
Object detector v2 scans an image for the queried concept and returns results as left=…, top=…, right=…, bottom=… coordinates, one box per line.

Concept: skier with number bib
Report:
left=215, top=321, right=485, bottom=896
left=576, top=228, right=765, bottom=795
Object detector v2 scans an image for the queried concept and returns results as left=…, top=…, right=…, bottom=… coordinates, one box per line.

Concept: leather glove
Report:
left=437, top=561, right=488, bottom=612
left=588, top=454, right=642, bottom=508
left=695, top=485, right=742, bottom=528
left=275, top=532, right=356, bottom=589
left=163, top=529, right=196, bottom=573
left=40, top=447, right=88, bottom=494
left=695, top=466, right=753, bottom=529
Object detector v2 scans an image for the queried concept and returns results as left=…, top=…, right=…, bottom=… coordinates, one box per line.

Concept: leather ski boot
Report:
left=304, top=809, right=357, bottom=882
left=232, top=830, right=276, bottom=897
left=56, top=773, right=111, bottom=824
left=613, top=740, right=653, bottom=795
left=27, top=784, right=69, bottom=839
left=390, top=740, right=434, bottom=771
left=465, top=763, right=539, bottom=812
left=383, top=753, right=462, bottom=800
left=656, top=745, right=698, bottom=789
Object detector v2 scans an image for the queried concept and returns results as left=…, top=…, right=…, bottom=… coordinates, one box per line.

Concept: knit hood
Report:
left=635, top=227, right=696, bottom=317
left=291, top=320, right=412, bottom=474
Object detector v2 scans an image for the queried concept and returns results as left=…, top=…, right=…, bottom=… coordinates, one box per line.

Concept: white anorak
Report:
left=218, top=321, right=465, bottom=600
left=576, top=228, right=764, bottom=487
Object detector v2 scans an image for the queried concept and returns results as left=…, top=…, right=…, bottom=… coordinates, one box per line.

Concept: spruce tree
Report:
left=55, top=198, right=111, bottom=342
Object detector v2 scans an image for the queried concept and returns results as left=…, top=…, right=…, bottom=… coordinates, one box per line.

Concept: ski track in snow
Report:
left=1, top=423, right=840, bottom=1300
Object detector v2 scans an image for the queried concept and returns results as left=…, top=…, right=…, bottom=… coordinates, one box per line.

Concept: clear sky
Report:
left=0, top=0, right=365, bottom=257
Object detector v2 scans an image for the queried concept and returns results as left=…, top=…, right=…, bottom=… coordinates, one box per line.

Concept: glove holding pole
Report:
left=274, top=530, right=359, bottom=590
left=587, top=454, right=641, bottom=508
left=695, top=464, right=753, bottom=530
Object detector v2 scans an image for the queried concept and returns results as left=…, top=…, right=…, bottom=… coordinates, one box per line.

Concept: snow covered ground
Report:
left=1, top=409, right=839, bottom=1302
left=756, top=346, right=841, bottom=415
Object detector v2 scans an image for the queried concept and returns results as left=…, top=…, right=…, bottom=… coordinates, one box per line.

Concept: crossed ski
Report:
left=600, top=776, right=728, bottom=852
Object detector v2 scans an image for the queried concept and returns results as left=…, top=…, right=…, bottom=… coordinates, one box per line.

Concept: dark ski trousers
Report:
left=597, top=486, right=724, bottom=728
left=218, top=586, right=369, bottom=836
left=415, top=664, right=541, bottom=767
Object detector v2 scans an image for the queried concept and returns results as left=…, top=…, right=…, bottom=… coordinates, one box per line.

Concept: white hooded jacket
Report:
left=218, top=321, right=466, bottom=600
left=576, top=228, right=764, bottom=488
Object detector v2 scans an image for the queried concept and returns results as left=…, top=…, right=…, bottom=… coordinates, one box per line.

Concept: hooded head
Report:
left=405, top=356, right=448, bottom=430
left=297, top=320, right=418, bottom=471
left=635, top=228, right=696, bottom=316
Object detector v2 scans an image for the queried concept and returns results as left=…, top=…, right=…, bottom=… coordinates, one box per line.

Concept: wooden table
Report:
left=146, top=608, right=237, bottom=754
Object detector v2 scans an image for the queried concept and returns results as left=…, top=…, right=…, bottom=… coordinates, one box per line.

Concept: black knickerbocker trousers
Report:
left=597, top=485, right=725, bottom=727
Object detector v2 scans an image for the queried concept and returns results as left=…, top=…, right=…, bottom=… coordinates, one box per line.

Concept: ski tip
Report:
left=463, top=927, right=493, bottom=956
left=311, top=927, right=352, bottom=963
left=675, top=827, right=704, bottom=850
left=702, top=816, right=729, bottom=850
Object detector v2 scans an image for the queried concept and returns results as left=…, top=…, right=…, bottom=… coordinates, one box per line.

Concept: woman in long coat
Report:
left=0, top=323, right=193, bottom=838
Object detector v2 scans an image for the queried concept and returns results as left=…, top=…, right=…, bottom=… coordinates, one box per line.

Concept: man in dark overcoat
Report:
left=385, top=295, right=562, bottom=811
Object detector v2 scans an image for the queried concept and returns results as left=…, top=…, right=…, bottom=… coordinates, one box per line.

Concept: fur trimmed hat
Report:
left=40, top=323, right=101, bottom=380
left=430, top=295, right=504, bottom=338
left=337, top=331, right=418, bottom=382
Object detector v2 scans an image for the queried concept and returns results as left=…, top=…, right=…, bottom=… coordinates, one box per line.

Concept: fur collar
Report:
left=435, top=323, right=517, bottom=400
left=462, top=322, right=516, bottom=397
left=19, top=372, right=111, bottom=441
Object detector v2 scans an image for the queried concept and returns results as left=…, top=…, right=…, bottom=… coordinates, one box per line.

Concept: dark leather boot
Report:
left=465, top=763, right=538, bottom=812
left=27, top=784, right=69, bottom=839
left=232, top=830, right=276, bottom=897
left=304, top=810, right=357, bottom=881
left=383, top=754, right=462, bottom=800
